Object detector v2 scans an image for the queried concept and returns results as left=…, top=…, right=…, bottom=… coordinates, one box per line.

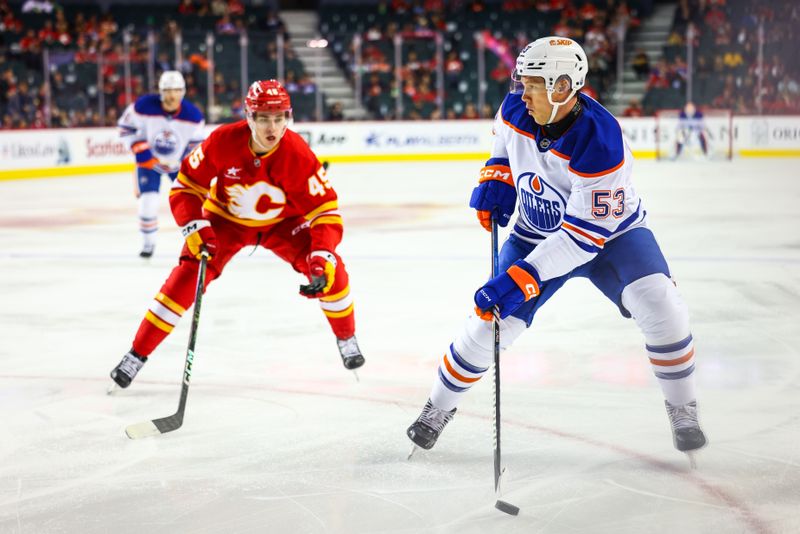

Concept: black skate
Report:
left=407, top=399, right=457, bottom=452
left=139, top=244, right=155, bottom=258
left=666, top=400, right=707, bottom=467
left=337, top=336, right=365, bottom=370
left=110, top=350, right=147, bottom=388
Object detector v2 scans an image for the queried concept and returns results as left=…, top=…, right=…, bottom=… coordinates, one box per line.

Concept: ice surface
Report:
left=1, top=158, right=799, bottom=534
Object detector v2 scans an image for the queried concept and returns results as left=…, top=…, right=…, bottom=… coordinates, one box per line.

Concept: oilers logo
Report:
left=153, top=130, right=178, bottom=156
left=517, top=172, right=564, bottom=232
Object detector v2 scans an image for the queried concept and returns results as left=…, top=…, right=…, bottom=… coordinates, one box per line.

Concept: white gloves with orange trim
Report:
left=474, top=260, right=541, bottom=319
left=181, top=220, right=218, bottom=259
left=299, top=250, right=337, bottom=298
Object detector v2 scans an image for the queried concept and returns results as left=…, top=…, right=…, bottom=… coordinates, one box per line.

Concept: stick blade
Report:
left=125, top=413, right=184, bottom=439
left=125, top=420, right=161, bottom=439
left=495, top=500, right=520, bottom=516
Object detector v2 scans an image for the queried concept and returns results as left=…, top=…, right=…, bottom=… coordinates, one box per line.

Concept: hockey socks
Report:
left=429, top=314, right=526, bottom=411
left=648, top=333, right=697, bottom=406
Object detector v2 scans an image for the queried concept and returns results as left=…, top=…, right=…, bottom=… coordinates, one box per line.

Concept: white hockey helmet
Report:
left=512, top=37, right=588, bottom=123
left=158, top=70, right=186, bottom=95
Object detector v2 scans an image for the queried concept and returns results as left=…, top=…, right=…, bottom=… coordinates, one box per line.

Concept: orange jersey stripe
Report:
left=569, top=158, right=625, bottom=178
left=442, top=354, right=482, bottom=383
left=561, top=221, right=606, bottom=247
left=502, top=118, right=536, bottom=140
left=131, top=141, right=150, bottom=153
left=650, top=348, right=695, bottom=367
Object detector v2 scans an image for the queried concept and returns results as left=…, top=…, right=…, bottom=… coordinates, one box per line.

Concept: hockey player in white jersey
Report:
left=118, top=71, right=205, bottom=257
left=407, top=37, right=707, bottom=460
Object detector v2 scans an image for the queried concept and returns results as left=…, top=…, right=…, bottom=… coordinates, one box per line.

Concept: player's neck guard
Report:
left=542, top=96, right=582, bottom=140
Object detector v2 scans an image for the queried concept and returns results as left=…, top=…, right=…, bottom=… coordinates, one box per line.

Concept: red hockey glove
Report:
left=299, top=250, right=337, bottom=298
left=181, top=220, right=218, bottom=259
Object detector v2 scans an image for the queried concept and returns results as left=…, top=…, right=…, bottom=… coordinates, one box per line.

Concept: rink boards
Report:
left=1, top=115, right=799, bottom=180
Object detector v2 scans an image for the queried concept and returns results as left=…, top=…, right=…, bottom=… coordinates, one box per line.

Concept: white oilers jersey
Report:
left=118, top=94, right=205, bottom=172
left=491, top=93, right=647, bottom=282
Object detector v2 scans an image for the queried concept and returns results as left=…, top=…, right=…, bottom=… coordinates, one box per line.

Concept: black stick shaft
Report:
left=491, top=219, right=502, bottom=492
left=152, top=251, right=208, bottom=433
left=177, top=252, right=209, bottom=410
left=127, top=250, right=210, bottom=438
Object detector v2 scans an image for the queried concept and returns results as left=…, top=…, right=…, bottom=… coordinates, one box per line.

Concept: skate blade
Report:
left=686, top=450, right=698, bottom=469
left=407, top=444, right=419, bottom=460
left=106, top=383, right=120, bottom=395
left=351, top=370, right=360, bottom=382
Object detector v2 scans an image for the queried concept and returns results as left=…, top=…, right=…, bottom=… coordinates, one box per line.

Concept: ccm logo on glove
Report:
left=181, top=219, right=218, bottom=259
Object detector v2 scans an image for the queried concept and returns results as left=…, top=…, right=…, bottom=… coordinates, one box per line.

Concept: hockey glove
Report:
left=474, top=260, right=541, bottom=320
left=136, top=147, right=172, bottom=175
left=299, top=250, right=337, bottom=298
left=469, top=164, right=517, bottom=231
left=181, top=219, right=218, bottom=259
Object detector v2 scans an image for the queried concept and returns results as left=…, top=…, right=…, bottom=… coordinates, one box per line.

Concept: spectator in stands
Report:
left=177, top=0, right=195, bottom=15
left=648, top=59, right=671, bottom=89
left=622, top=98, right=643, bottom=117
left=462, top=101, right=478, bottom=119
left=327, top=101, right=344, bottom=121
left=210, top=0, right=226, bottom=17
left=632, top=48, right=650, bottom=80
left=444, top=50, right=463, bottom=91
left=215, top=13, right=237, bottom=35
left=298, top=73, right=316, bottom=95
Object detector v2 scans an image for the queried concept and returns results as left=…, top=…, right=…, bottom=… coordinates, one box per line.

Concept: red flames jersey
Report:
left=171, top=121, right=342, bottom=251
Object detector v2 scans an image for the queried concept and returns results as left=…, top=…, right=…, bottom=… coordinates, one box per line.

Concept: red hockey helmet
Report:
left=245, top=80, right=292, bottom=115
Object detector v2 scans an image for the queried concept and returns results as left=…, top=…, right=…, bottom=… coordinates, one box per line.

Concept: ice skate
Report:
left=337, top=335, right=365, bottom=372
left=406, top=399, right=456, bottom=457
left=110, top=350, right=147, bottom=388
left=139, top=243, right=155, bottom=258
left=665, top=400, right=707, bottom=467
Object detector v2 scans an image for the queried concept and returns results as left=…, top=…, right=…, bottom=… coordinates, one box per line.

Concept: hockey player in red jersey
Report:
left=111, top=79, right=364, bottom=388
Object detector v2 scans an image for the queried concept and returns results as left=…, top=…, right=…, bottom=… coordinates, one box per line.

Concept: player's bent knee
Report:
left=621, top=273, right=690, bottom=344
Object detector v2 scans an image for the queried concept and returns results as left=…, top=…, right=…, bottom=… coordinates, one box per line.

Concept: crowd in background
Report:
left=632, top=0, right=799, bottom=116
left=0, top=0, right=314, bottom=128
left=325, top=0, right=646, bottom=120
left=1, top=0, right=798, bottom=129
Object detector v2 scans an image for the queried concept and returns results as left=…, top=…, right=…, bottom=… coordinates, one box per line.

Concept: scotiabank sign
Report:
left=85, top=136, right=128, bottom=158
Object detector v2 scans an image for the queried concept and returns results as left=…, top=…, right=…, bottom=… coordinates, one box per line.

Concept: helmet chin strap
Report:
left=545, top=88, right=577, bottom=125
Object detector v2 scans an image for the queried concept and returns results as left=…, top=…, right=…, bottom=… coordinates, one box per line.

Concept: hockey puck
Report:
left=495, top=499, right=520, bottom=516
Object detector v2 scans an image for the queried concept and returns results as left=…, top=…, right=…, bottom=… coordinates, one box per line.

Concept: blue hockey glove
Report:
left=474, top=260, right=541, bottom=319
left=469, top=164, right=517, bottom=231
left=134, top=143, right=172, bottom=175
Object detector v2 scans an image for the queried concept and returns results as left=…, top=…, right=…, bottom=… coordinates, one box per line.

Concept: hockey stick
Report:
left=125, top=250, right=210, bottom=439
left=491, top=219, right=520, bottom=516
